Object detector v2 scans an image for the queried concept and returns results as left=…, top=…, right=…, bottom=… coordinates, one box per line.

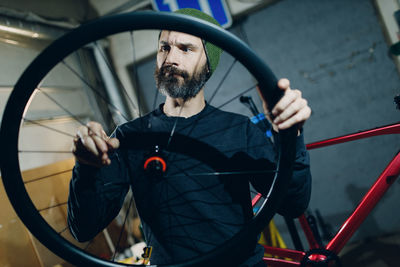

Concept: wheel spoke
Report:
left=165, top=60, right=251, bottom=165
left=165, top=105, right=185, bottom=149
left=83, top=239, right=94, bottom=251
left=111, top=195, right=134, bottom=261
left=152, top=87, right=160, bottom=111
left=23, top=169, right=73, bottom=184
left=158, top=209, right=243, bottom=228
left=22, top=118, right=75, bottom=138
left=175, top=83, right=258, bottom=139
left=159, top=178, right=202, bottom=253
left=129, top=31, right=142, bottom=118
left=159, top=162, right=249, bottom=227
left=18, top=150, right=72, bottom=153
left=238, top=21, right=251, bottom=46
left=94, top=41, right=138, bottom=114
left=58, top=226, right=69, bottom=235
left=165, top=169, right=277, bottom=178
left=168, top=162, right=229, bottom=203
left=62, top=60, right=131, bottom=121
left=215, top=84, right=257, bottom=110
left=38, top=202, right=67, bottom=212
left=208, top=58, right=237, bottom=104
left=164, top=83, right=257, bottom=166
left=36, top=88, right=87, bottom=126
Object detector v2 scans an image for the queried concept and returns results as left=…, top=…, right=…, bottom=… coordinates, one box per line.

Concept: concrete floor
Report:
left=339, top=232, right=400, bottom=267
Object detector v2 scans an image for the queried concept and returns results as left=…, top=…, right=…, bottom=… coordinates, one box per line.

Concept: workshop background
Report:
left=0, top=0, right=400, bottom=266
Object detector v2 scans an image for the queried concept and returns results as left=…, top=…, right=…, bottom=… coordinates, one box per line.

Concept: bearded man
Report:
left=68, top=8, right=312, bottom=266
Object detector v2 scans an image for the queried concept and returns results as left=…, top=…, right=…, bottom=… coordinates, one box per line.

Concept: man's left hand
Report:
left=259, top=78, right=311, bottom=133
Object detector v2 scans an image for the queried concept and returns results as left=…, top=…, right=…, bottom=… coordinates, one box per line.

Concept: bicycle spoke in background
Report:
left=164, top=84, right=257, bottom=171
left=160, top=179, right=202, bottom=252
left=19, top=150, right=72, bottom=153
left=208, top=58, right=237, bottom=104
left=161, top=177, right=245, bottom=228
left=17, top=51, right=136, bottom=263
left=62, top=60, right=130, bottom=122
left=167, top=59, right=241, bottom=158
left=168, top=162, right=227, bottom=203
left=83, top=239, right=94, bottom=251
left=22, top=118, right=75, bottom=138
left=215, top=84, right=257, bottom=110
left=94, top=41, right=138, bottom=114
left=168, top=84, right=257, bottom=144
left=152, top=88, right=160, bottom=112
left=238, top=21, right=251, bottom=46
left=165, top=104, right=185, bottom=149
left=37, top=88, right=87, bottom=126
left=159, top=162, right=248, bottom=226
left=111, top=195, right=134, bottom=261
left=58, top=226, right=69, bottom=235
left=23, top=169, right=73, bottom=185
left=165, top=169, right=277, bottom=178
left=38, top=202, right=67, bottom=212
left=129, top=31, right=142, bottom=118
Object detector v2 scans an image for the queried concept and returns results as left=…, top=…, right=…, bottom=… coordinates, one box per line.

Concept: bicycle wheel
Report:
left=0, top=11, right=297, bottom=266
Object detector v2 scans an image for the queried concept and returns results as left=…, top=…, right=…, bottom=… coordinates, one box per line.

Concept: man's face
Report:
left=155, top=31, right=209, bottom=101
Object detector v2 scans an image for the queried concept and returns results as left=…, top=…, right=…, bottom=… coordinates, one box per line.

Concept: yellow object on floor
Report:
left=258, top=219, right=287, bottom=257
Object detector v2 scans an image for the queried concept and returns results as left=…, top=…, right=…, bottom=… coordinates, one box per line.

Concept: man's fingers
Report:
left=272, top=89, right=301, bottom=116
left=77, top=122, right=110, bottom=154
left=73, top=121, right=115, bottom=167
left=76, top=125, right=89, bottom=139
left=277, top=78, right=290, bottom=90
left=276, top=106, right=311, bottom=130
left=107, top=138, right=120, bottom=150
left=273, top=98, right=308, bottom=125
left=86, top=121, right=104, bottom=137
left=73, top=136, right=111, bottom=167
left=258, top=78, right=294, bottom=116
left=101, top=129, right=108, bottom=139
left=91, top=134, right=109, bottom=154
left=80, top=135, right=101, bottom=156
left=73, top=137, right=100, bottom=166
left=260, top=79, right=312, bottom=131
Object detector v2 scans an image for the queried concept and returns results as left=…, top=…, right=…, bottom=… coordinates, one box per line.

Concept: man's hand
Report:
left=72, top=121, right=120, bottom=168
left=258, top=78, right=311, bottom=133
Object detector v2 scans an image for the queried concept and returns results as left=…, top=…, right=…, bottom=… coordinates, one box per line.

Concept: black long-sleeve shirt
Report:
left=67, top=103, right=311, bottom=266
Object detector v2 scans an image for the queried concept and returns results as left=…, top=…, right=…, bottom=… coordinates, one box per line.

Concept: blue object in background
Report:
left=151, top=0, right=232, bottom=28
left=251, top=113, right=273, bottom=138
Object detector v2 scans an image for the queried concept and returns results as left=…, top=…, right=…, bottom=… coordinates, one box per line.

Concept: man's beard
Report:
left=154, top=64, right=209, bottom=101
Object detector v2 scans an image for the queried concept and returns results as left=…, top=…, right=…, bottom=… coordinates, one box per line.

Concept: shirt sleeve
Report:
left=67, top=128, right=130, bottom=242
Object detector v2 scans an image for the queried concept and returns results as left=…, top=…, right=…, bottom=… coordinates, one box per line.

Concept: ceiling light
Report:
left=0, top=25, right=43, bottom=39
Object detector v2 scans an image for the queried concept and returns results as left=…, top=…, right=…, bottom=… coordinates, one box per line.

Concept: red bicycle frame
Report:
left=253, top=122, right=400, bottom=266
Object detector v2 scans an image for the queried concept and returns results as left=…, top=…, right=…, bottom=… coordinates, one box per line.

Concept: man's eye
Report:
left=182, top=47, right=192, bottom=52
left=161, top=45, right=170, bottom=51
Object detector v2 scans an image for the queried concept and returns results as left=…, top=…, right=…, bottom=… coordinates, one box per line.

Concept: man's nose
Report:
left=165, top=47, right=180, bottom=66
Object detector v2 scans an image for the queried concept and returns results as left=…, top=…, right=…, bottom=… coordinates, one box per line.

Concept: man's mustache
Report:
left=159, top=65, right=189, bottom=79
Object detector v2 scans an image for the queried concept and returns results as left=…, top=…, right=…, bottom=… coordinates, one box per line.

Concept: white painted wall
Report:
left=0, top=40, right=95, bottom=171
left=0, top=0, right=97, bottom=172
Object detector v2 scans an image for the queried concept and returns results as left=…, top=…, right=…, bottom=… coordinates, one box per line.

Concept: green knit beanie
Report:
left=174, top=8, right=223, bottom=76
